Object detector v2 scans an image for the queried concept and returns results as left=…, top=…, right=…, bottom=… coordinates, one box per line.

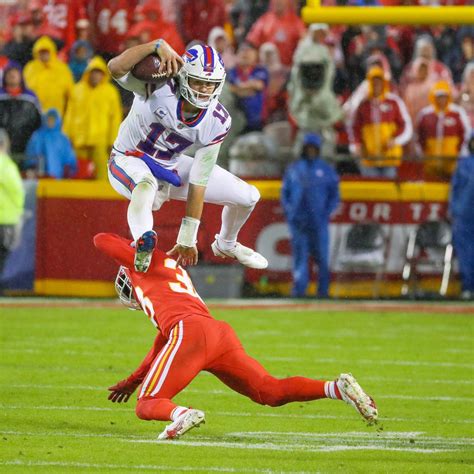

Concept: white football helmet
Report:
left=177, top=44, right=226, bottom=109
left=115, top=266, right=141, bottom=311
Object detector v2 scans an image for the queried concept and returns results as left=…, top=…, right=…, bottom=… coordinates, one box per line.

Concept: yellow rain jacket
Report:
left=63, top=56, right=122, bottom=179
left=23, top=36, right=74, bottom=116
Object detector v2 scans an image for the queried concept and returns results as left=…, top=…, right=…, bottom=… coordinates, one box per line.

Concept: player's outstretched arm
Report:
left=107, top=332, right=166, bottom=403
left=93, top=233, right=135, bottom=268
left=107, top=39, right=183, bottom=79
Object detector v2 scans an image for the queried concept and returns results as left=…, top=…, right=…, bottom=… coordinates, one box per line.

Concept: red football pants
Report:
left=135, top=315, right=328, bottom=421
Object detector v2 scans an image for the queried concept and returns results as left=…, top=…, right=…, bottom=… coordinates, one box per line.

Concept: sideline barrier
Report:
left=33, top=179, right=457, bottom=298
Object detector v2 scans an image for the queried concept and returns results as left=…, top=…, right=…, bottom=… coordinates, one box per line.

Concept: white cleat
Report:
left=336, top=373, right=378, bottom=425
left=157, top=409, right=205, bottom=440
left=211, top=236, right=268, bottom=269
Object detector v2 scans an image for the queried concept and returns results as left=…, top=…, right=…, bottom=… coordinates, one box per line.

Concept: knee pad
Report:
left=247, top=185, right=260, bottom=209
left=130, top=178, right=157, bottom=208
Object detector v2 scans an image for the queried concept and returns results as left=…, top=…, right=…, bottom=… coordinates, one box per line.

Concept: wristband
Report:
left=155, top=39, right=163, bottom=53
left=176, top=217, right=200, bottom=247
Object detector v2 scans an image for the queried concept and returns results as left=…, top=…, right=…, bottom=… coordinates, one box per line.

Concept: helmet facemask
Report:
left=115, top=266, right=141, bottom=311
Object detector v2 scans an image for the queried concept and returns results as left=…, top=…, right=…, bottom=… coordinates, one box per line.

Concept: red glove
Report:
left=107, top=377, right=141, bottom=403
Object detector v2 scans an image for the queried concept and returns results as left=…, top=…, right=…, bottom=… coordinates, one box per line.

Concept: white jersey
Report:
left=113, top=73, right=231, bottom=175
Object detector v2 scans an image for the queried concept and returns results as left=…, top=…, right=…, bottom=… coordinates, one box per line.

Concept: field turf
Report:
left=0, top=300, right=473, bottom=473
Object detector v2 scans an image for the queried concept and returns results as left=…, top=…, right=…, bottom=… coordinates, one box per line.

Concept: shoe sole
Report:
left=337, top=374, right=378, bottom=425
left=134, top=252, right=152, bottom=273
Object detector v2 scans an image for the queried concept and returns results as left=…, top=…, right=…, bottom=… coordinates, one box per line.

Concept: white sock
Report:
left=324, top=381, right=340, bottom=400
left=217, top=204, right=254, bottom=250
left=170, top=406, right=189, bottom=421
left=127, top=182, right=156, bottom=241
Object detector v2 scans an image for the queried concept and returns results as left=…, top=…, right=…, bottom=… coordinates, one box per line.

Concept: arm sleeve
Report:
left=189, top=143, right=221, bottom=187
left=93, top=233, right=135, bottom=268
left=64, top=137, right=77, bottom=174
left=3, top=160, right=25, bottom=212
left=281, top=168, right=296, bottom=217
left=327, top=171, right=341, bottom=216
left=458, top=107, right=472, bottom=157
left=128, top=332, right=167, bottom=383
left=113, top=72, right=147, bottom=97
left=449, top=164, right=463, bottom=218
left=392, top=96, right=413, bottom=146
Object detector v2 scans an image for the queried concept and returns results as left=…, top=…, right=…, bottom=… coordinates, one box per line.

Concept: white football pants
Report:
left=108, top=151, right=260, bottom=243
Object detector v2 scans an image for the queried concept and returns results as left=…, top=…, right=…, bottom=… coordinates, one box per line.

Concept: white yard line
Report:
left=0, top=460, right=286, bottom=473
left=0, top=430, right=465, bottom=454
left=130, top=438, right=453, bottom=454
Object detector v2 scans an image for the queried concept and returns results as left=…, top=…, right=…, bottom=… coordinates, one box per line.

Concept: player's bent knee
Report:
left=239, top=184, right=260, bottom=209
left=256, top=376, right=287, bottom=407
left=249, top=185, right=260, bottom=207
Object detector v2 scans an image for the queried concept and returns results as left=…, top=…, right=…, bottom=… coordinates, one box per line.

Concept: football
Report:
left=131, top=54, right=168, bottom=84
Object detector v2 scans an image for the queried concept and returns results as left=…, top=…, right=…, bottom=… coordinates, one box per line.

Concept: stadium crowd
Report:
left=0, top=0, right=472, bottom=181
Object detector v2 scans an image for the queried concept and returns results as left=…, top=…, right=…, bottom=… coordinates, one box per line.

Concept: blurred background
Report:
left=0, top=0, right=473, bottom=301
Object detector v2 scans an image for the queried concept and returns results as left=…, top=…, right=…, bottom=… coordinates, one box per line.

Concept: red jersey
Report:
left=94, top=233, right=212, bottom=337
left=88, top=0, right=139, bottom=55
left=416, top=103, right=471, bottom=158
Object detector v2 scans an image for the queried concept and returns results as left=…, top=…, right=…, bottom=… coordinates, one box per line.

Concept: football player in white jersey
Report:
left=107, top=39, right=268, bottom=272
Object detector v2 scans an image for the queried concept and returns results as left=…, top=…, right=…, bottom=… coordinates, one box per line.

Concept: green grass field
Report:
left=1, top=301, right=473, bottom=473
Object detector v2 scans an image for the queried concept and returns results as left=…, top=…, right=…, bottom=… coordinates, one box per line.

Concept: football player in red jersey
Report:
left=94, top=232, right=378, bottom=440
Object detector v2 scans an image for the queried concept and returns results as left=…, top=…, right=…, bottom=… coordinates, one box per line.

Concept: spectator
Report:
left=3, top=14, right=35, bottom=67
left=68, top=39, right=93, bottom=82
left=246, top=0, right=306, bottom=67
left=401, top=57, right=439, bottom=126
left=446, top=27, right=474, bottom=83
left=0, top=62, right=41, bottom=163
left=25, top=108, right=77, bottom=179
left=346, top=26, right=401, bottom=89
left=458, top=62, right=474, bottom=129
left=449, top=132, right=474, bottom=301
left=350, top=66, right=412, bottom=179
left=400, top=34, right=453, bottom=92
left=288, top=36, right=342, bottom=157
left=23, top=36, right=74, bottom=117
left=259, top=42, right=289, bottom=123
left=208, top=27, right=236, bottom=70
left=129, top=2, right=185, bottom=54
left=0, top=129, right=25, bottom=284
left=416, top=81, right=471, bottom=179
left=178, top=0, right=227, bottom=46
left=281, top=133, right=340, bottom=298
left=343, top=52, right=394, bottom=122
left=63, top=56, right=122, bottom=180
left=88, top=0, right=140, bottom=60
left=228, top=43, right=269, bottom=133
